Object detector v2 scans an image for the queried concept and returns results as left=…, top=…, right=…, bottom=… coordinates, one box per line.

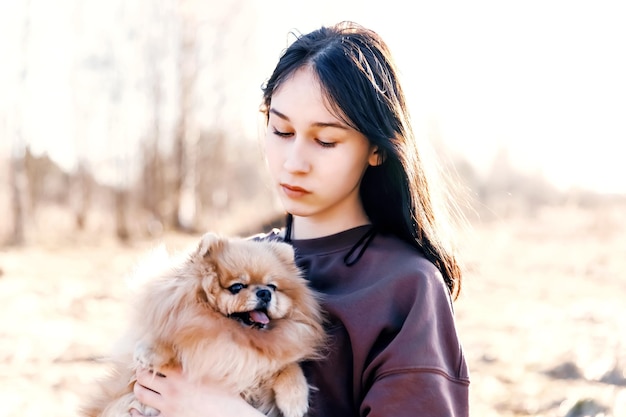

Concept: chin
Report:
left=279, top=201, right=316, bottom=219
left=80, top=232, right=327, bottom=417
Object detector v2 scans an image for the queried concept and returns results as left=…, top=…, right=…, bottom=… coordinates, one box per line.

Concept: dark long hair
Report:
left=261, top=21, right=464, bottom=299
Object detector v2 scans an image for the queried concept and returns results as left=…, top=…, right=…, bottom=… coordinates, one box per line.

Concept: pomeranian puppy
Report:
left=81, top=232, right=326, bottom=417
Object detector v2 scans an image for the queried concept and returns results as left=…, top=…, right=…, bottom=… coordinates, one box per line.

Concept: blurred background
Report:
left=1, top=0, right=625, bottom=243
left=1, top=1, right=625, bottom=416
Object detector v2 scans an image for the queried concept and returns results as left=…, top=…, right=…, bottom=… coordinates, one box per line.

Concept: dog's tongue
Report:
left=249, top=310, right=270, bottom=325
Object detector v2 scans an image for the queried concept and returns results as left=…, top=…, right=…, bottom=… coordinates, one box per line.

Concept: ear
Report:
left=269, top=241, right=296, bottom=265
left=197, top=232, right=225, bottom=258
left=368, top=145, right=385, bottom=166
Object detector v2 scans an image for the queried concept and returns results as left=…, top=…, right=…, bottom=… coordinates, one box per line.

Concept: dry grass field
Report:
left=1, top=201, right=625, bottom=417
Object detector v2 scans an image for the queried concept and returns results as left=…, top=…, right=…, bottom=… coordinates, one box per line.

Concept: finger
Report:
left=129, top=408, right=145, bottom=417
left=134, top=380, right=163, bottom=409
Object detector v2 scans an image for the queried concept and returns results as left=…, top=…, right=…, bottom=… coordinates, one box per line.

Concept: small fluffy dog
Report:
left=81, top=232, right=326, bottom=417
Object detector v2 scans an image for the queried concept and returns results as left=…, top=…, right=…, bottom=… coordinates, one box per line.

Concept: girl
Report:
left=132, top=21, right=469, bottom=417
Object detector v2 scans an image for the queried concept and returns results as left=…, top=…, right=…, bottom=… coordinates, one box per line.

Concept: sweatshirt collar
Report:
left=289, top=225, right=374, bottom=256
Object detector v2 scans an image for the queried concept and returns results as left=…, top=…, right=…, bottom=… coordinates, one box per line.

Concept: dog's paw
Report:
left=128, top=399, right=160, bottom=417
left=273, top=364, right=310, bottom=417
left=275, top=387, right=309, bottom=417
left=133, top=341, right=170, bottom=371
left=133, top=342, right=155, bottom=370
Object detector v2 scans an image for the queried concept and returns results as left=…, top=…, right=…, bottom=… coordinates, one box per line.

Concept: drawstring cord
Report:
left=284, top=213, right=293, bottom=243
left=343, top=226, right=377, bottom=266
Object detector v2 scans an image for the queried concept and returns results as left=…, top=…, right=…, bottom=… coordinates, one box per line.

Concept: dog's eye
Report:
left=228, top=283, right=247, bottom=294
left=267, top=284, right=277, bottom=291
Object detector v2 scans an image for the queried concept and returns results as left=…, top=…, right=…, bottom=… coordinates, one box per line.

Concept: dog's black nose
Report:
left=256, top=289, right=272, bottom=303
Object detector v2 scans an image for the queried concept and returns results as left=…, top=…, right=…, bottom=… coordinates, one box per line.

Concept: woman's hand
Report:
left=130, top=367, right=265, bottom=417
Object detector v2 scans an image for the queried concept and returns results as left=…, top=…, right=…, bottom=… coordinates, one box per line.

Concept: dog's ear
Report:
left=197, top=232, right=225, bottom=258
left=269, top=241, right=296, bottom=265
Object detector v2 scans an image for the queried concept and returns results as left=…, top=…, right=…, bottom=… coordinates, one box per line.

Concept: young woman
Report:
left=132, top=21, right=470, bottom=417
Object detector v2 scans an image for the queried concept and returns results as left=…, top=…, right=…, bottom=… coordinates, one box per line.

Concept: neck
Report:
left=289, top=214, right=371, bottom=240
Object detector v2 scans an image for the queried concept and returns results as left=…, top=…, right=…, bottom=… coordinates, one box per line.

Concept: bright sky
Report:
left=2, top=0, right=625, bottom=193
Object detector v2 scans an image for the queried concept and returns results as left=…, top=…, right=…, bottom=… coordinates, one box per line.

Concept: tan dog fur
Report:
left=81, top=232, right=326, bottom=417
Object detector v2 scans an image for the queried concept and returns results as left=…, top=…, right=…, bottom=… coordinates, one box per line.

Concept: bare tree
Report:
left=144, top=60, right=165, bottom=228
left=114, top=187, right=130, bottom=241
left=69, top=0, right=92, bottom=231
left=8, top=0, right=32, bottom=246
left=72, top=162, right=92, bottom=230
left=188, top=0, right=258, bottom=231
left=139, top=136, right=166, bottom=235
left=137, top=0, right=176, bottom=233
left=106, top=1, right=139, bottom=242
left=170, top=0, right=200, bottom=231
left=9, top=148, right=26, bottom=246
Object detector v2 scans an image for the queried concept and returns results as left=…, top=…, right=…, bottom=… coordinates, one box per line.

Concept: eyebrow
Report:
left=269, top=108, right=349, bottom=130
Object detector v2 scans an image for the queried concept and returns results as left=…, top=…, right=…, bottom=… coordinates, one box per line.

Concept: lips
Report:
left=280, top=183, right=310, bottom=198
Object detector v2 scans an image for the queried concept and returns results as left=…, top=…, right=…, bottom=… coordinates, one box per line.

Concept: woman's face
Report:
left=264, top=66, right=379, bottom=233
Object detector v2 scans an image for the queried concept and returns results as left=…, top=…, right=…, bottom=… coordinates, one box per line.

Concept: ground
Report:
left=1, top=202, right=625, bottom=417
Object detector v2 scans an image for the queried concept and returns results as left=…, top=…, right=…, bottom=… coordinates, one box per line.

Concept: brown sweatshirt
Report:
left=260, top=225, right=469, bottom=417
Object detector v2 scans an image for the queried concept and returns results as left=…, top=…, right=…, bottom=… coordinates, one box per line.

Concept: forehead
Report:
left=271, top=67, right=345, bottom=125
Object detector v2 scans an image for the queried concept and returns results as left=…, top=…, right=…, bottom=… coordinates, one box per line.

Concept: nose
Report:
left=283, top=137, right=311, bottom=173
left=256, top=289, right=272, bottom=303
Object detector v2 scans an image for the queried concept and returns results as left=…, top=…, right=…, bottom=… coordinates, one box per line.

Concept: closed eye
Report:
left=272, top=128, right=292, bottom=138
left=267, top=284, right=277, bottom=291
left=315, top=139, right=335, bottom=148
left=272, top=126, right=335, bottom=148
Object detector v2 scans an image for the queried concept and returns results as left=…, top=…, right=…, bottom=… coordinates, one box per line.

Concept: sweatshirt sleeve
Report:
left=361, top=370, right=469, bottom=416
left=359, top=258, right=470, bottom=417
